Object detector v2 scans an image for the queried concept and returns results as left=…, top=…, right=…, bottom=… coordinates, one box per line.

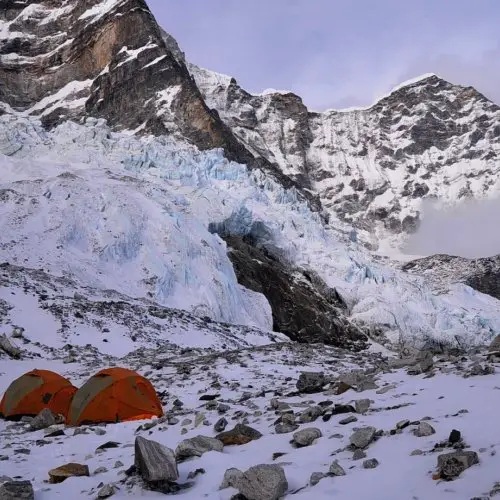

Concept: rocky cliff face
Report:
left=0, top=0, right=319, bottom=210
left=191, top=68, right=500, bottom=248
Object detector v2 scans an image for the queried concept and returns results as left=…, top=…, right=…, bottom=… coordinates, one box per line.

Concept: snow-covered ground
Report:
left=1, top=341, right=499, bottom=499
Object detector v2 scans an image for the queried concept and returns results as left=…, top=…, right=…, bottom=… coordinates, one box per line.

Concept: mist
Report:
left=403, top=197, right=500, bottom=259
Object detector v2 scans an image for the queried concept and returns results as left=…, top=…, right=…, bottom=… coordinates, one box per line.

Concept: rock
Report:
left=214, top=417, right=228, bottom=432
left=354, top=399, right=371, bottom=414
left=449, top=429, right=461, bottom=444
left=237, top=464, right=288, bottom=500
left=329, top=460, right=346, bottom=476
left=349, top=427, right=376, bottom=449
left=0, top=334, right=21, bottom=359
left=414, top=422, right=435, bottom=437
left=296, top=372, right=326, bottom=394
left=216, top=424, right=262, bottom=446
left=187, top=468, right=205, bottom=480
left=292, top=428, right=322, bottom=447
left=330, top=381, right=352, bottom=395
left=363, top=458, right=379, bottom=469
left=275, top=422, right=299, bottom=434
left=309, top=472, right=327, bottom=486
left=48, top=463, right=90, bottom=484
left=353, top=449, right=367, bottom=460
left=194, top=412, right=206, bottom=427
left=437, top=450, right=479, bottom=480
left=97, top=484, right=115, bottom=498
left=220, top=468, right=243, bottom=490
left=417, top=350, right=434, bottom=372
left=0, top=481, right=34, bottom=500
left=175, top=435, right=224, bottom=460
left=134, top=436, right=179, bottom=482
left=199, top=394, right=220, bottom=401
left=94, top=466, right=108, bottom=475
left=339, top=415, right=358, bottom=425
left=29, top=408, right=56, bottom=431
left=410, top=449, right=424, bottom=456
left=299, top=406, right=323, bottom=423
left=396, top=420, right=410, bottom=430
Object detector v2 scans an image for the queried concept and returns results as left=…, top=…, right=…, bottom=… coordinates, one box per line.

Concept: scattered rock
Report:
left=275, top=422, right=299, bottom=434
left=449, top=429, right=461, bottom=444
left=329, top=460, right=346, bottom=476
left=0, top=334, right=21, bottom=359
left=410, top=449, right=424, bottom=456
left=29, top=408, right=56, bottom=431
left=292, top=428, right=322, bottom=447
left=396, top=420, right=410, bottom=430
left=220, top=468, right=243, bottom=490
left=353, top=449, right=367, bottom=460
left=309, top=472, right=327, bottom=486
left=0, top=481, right=34, bottom=500
left=216, top=424, right=262, bottom=446
left=299, top=406, right=323, bottom=423
left=97, top=484, right=115, bottom=499
left=134, top=436, right=179, bottom=483
left=48, top=463, right=90, bottom=484
left=94, top=467, right=108, bottom=475
left=355, top=399, right=371, bottom=414
left=350, top=427, right=376, bottom=449
left=363, top=458, right=379, bottom=469
left=297, top=372, right=325, bottom=394
left=437, top=450, right=479, bottom=480
left=414, top=422, right=435, bottom=437
left=214, top=418, right=228, bottom=432
left=187, top=468, right=205, bottom=480
left=339, top=415, right=358, bottom=425
left=175, top=435, right=223, bottom=460
left=237, top=464, right=288, bottom=500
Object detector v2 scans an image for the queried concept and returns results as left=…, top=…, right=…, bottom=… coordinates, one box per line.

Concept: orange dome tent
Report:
left=0, top=369, right=77, bottom=420
left=68, top=367, right=163, bottom=426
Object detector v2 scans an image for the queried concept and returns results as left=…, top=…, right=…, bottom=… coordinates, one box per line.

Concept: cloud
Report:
left=403, top=198, right=500, bottom=258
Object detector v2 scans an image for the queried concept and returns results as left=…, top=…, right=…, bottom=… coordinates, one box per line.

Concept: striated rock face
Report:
left=191, top=67, right=500, bottom=246
left=402, top=253, right=500, bottom=301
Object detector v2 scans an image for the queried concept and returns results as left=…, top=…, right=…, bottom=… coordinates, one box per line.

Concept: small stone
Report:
left=309, top=472, right=327, bottom=486
left=296, top=372, right=326, bottom=394
left=329, top=460, right=346, bottom=476
left=396, top=420, right=410, bottom=430
left=216, top=424, right=262, bottom=446
left=194, top=412, right=206, bottom=427
left=339, top=415, right=358, bottom=425
left=275, top=423, right=299, bottom=434
left=414, top=422, right=435, bottom=437
left=29, top=408, right=56, bottom=431
left=0, top=481, right=34, bottom=500
left=292, top=428, right=322, bottom=447
left=350, top=427, right=376, bottom=449
left=353, top=449, right=367, bottom=460
left=354, top=399, right=371, bottom=414
left=237, top=464, right=288, bottom=500
left=48, top=463, right=90, bottom=484
left=449, top=429, right=461, bottom=444
left=363, top=458, right=379, bottom=469
left=187, top=468, right=205, bottom=479
left=94, top=428, right=107, bottom=436
left=97, top=484, right=115, bottom=498
left=299, top=406, right=323, bottom=423
left=437, top=450, right=479, bottom=480
left=214, top=417, right=228, bottom=433
left=219, top=468, right=243, bottom=490
left=175, top=435, right=224, bottom=460
left=114, top=461, right=124, bottom=469
left=94, top=466, right=108, bottom=475
left=410, top=449, right=424, bottom=456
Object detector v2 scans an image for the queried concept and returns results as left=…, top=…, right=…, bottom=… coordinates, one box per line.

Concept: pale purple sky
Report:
left=147, top=0, right=500, bottom=110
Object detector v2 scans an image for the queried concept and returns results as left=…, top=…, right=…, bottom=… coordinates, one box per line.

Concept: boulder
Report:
left=219, top=468, right=243, bottom=490
left=296, top=372, right=326, bottom=394
left=354, top=399, right=371, bottom=414
left=97, top=484, right=115, bottom=498
left=216, top=424, right=262, bottom=446
left=437, top=450, right=479, bottom=480
left=29, top=408, right=57, bottom=431
left=292, top=428, right=322, bottom=447
left=0, top=481, right=34, bottom=500
left=329, top=460, right=346, bottom=476
left=414, top=422, right=435, bottom=437
left=237, top=464, right=288, bottom=500
left=134, top=436, right=178, bottom=483
left=48, top=463, right=90, bottom=484
left=299, top=406, right=323, bottom=423
left=349, top=427, right=376, bottom=449
left=175, top=435, right=223, bottom=460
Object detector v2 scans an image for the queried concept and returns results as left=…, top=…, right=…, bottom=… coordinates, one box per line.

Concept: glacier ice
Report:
left=0, top=114, right=499, bottom=348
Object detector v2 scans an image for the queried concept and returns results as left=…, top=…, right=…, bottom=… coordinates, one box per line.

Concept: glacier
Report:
left=0, top=113, right=499, bottom=349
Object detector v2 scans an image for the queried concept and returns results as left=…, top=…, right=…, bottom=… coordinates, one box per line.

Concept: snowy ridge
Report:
left=0, top=114, right=499, bottom=349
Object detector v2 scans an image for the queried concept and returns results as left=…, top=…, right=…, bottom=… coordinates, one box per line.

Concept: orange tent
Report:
left=0, top=369, right=77, bottom=420
left=68, top=367, right=163, bottom=426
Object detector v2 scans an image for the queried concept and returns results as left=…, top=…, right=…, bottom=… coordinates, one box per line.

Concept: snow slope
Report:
left=0, top=114, right=499, bottom=349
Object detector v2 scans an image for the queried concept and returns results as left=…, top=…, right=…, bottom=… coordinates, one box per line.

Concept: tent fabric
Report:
left=68, top=367, right=163, bottom=425
left=0, top=369, right=77, bottom=419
